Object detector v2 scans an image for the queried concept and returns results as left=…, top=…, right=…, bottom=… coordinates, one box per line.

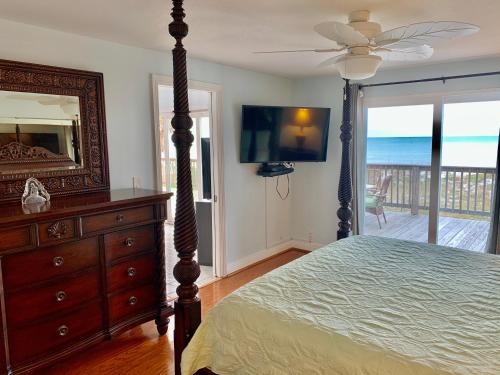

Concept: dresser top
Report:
left=0, top=189, right=173, bottom=226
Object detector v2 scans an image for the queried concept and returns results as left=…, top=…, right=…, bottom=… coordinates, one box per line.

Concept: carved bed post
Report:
left=72, top=116, right=81, bottom=165
left=337, top=79, right=353, bottom=240
left=169, top=1, right=201, bottom=375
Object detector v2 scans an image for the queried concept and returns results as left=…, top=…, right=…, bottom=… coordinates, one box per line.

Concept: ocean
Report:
left=367, top=136, right=499, bottom=168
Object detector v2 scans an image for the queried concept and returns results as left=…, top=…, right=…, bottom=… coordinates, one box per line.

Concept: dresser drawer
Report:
left=108, top=284, right=157, bottom=325
left=107, top=253, right=156, bottom=293
left=9, top=301, right=103, bottom=366
left=105, top=225, right=155, bottom=261
left=3, top=237, right=99, bottom=290
left=6, top=272, right=100, bottom=326
left=82, top=206, right=154, bottom=234
left=38, top=218, right=77, bottom=245
left=0, top=225, right=33, bottom=251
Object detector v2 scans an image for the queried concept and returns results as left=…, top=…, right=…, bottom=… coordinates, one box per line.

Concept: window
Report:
left=363, top=94, right=500, bottom=253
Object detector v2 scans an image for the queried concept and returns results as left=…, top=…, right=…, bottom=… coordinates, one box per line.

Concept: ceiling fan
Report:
left=256, top=10, right=479, bottom=80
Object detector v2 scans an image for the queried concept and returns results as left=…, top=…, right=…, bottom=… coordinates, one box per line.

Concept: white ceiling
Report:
left=0, top=0, right=499, bottom=77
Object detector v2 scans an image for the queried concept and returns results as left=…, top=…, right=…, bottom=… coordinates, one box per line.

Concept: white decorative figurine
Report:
left=21, top=177, right=50, bottom=206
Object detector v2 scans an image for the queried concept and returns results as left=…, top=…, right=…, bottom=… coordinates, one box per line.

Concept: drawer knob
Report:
left=127, top=267, right=137, bottom=277
left=128, top=296, right=138, bottom=306
left=55, top=291, right=67, bottom=302
left=116, top=214, right=125, bottom=222
left=58, top=325, right=69, bottom=337
left=53, top=256, right=64, bottom=267
left=124, top=238, right=135, bottom=247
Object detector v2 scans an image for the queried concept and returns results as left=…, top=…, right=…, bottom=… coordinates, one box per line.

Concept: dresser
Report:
left=0, top=189, right=173, bottom=374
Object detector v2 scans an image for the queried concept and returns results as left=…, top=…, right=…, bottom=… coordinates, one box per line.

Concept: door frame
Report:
left=151, top=74, right=227, bottom=277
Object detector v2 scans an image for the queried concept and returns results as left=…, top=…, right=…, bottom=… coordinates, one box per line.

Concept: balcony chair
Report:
left=365, top=175, right=392, bottom=229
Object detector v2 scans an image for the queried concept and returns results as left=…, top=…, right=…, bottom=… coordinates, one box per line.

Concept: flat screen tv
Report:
left=240, top=105, right=330, bottom=163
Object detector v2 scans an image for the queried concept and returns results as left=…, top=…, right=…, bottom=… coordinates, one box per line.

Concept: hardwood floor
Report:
left=36, top=250, right=306, bottom=375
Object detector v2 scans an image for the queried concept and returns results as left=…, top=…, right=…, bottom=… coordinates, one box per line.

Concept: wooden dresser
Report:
left=0, top=189, right=173, bottom=374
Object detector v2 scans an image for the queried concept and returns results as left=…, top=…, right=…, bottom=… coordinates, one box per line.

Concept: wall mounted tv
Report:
left=240, top=105, right=330, bottom=163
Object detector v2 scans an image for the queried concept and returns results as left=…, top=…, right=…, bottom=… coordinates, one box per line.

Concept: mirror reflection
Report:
left=0, top=91, right=82, bottom=173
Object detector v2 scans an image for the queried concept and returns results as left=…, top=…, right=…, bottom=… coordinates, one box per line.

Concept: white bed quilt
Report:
left=182, top=235, right=500, bottom=375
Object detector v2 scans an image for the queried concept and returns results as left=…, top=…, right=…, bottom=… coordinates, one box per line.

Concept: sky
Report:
left=367, top=101, right=500, bottom=138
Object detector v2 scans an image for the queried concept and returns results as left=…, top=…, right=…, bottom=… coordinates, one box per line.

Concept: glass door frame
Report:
left=439, top=90, right=500, bottom=248
left=363, top=89, right=500, bottom=246
left=363, top=94, right=442, bottom=244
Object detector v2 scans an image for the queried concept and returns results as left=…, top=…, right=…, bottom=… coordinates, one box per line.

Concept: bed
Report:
left=166, top=2, right=500, bottom=375
left=182, top=236, right=500, bottom=375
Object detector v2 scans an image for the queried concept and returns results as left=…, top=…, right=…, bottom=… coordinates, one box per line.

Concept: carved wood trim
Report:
left=154, top=220, right=170, bottom=335
left=0, top=59, right=110, bottom=203
left=337, top=80, right=353, bottom=240
left=169, top=1, right=201, bottom=374
left=47, top=221, right=68, bottom=239
left=0, top=142, right=76, bottom=171
left=0, top=142, right=72, bottom=162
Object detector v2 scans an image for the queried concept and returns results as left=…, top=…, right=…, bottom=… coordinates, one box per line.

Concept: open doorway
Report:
left=152, top=75, right=225, bottom=296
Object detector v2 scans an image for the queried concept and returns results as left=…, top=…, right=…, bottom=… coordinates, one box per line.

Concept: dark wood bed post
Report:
left=337, top=79, right=353, bottom=240
left=169, top=1, right=202, bottom=374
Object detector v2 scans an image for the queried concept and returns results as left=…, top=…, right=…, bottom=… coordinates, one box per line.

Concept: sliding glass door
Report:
left=363, top=92, right=500, bottom=253
left=364, top=104, right=435, bottom=243
left=438, top=99, right=500, bottom=251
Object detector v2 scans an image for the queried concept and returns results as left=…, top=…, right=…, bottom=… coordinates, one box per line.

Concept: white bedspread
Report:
left=182, top=235, right=500, bottom=375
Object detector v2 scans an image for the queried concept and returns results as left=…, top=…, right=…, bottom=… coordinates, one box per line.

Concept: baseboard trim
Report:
left=226, top=240, right=295, bottom=275
left=289, top=240, right=325, bottom=252
left=225, top=239, right=326, bottom=277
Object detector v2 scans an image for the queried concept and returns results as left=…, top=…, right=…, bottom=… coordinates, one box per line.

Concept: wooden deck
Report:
left=364, top=210, right=490, bottom=252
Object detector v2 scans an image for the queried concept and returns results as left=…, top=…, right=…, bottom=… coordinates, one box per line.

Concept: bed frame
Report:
left=168, top=1, right=353, bottom=373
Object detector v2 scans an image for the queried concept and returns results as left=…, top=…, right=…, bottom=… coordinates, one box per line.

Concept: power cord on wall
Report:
left=276, top=174, right=290, bottom=200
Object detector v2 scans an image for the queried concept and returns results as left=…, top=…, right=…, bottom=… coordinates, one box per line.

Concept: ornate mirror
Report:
left=0, top=60, right=109, bottom=203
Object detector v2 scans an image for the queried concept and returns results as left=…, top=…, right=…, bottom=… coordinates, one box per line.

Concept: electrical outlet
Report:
left=132, top=176, right=142, bottom=190
left=308, top=232, right=313, bottom=243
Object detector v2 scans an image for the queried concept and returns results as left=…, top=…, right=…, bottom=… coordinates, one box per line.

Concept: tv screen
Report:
left=240, top=105, right=330, bottom=163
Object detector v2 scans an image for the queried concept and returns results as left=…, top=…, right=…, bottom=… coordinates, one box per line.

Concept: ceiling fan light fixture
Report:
left=335, top=54, right=382, bottom=80
left=255, top=9, right=480, bottom=79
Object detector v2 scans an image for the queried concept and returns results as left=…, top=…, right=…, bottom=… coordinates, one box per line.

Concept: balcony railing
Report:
left=160, top=158, right=198, bottom=191
left=367, top=164, right=496, bottom=217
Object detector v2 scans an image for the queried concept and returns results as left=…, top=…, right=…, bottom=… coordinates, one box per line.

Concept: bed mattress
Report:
left=182, top=235, right=500, bottom=375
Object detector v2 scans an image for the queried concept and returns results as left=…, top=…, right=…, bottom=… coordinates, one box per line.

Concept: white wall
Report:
left=290, top=75, right=345, bottom=245
left=0, top=18, right=293, bottom=269
left=5, top=16, right=498, bottom=268
left=216, top=67, right=293, bottom=269
left=291, top=56, right=500, bottom=247
left=362, top=57, right=500, bottom=98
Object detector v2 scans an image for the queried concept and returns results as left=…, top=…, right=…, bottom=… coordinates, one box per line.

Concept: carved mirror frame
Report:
left=0, top=59, right=110, bottom=203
